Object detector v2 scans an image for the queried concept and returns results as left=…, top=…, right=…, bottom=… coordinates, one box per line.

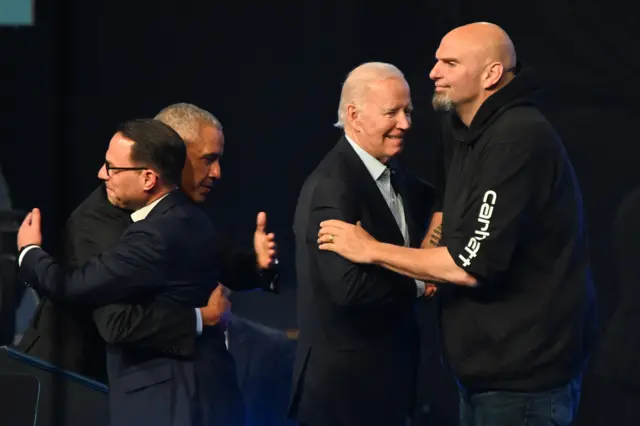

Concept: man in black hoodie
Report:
left=317, top=22, right=595, bottom=426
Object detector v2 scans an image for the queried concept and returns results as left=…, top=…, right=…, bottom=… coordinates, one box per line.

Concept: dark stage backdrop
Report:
left=0, top=0, right=638, bottom=424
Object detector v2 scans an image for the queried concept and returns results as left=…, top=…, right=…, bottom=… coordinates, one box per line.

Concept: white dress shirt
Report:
left=345, top=135, right=426, bottom=297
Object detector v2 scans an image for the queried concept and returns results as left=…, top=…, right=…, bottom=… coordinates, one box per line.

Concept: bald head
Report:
left=430, top=22, right=517, bottom=125
left=446, top=22, right=516, bottom=71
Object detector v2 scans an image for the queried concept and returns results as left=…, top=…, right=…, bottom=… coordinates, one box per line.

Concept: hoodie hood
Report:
left=450, top=63, right=541, bottom=146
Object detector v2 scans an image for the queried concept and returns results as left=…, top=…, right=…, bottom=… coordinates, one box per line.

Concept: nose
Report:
left=98, top=163, right=109, bottom=180
left=208, top=162, right=221, bottom=180
left=429, top=62, right=441, bottom=81
left=396, top=111, right=411, bottom=130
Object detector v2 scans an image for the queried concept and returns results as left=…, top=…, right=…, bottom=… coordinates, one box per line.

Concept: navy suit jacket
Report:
left=19, top=190, right=246, bottom=426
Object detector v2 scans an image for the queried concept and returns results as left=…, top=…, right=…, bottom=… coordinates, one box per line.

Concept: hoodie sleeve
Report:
left=445, top=140, right=535, bottom=283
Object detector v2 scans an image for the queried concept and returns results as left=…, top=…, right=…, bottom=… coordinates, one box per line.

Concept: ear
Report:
left=482, top=62, right=504, bottom=90
left=140, top=170, right=158, bottom=191
left=346, top=104, right=362, bottom=131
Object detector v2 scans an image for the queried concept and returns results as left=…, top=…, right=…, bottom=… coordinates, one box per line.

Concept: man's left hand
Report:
left=17, top=208, right=42, bottom=251
left=318, top=220, right=377, bottom=263
left=254, top=211, right=277, bottom=270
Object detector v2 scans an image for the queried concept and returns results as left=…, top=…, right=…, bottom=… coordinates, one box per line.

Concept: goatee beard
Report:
left=432, top=93, right=454, bottom=112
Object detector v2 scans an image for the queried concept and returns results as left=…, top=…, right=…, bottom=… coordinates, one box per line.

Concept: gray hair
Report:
left=334, top=62, right=406, bottom=128
left=154, top=103, right=222, bottom=144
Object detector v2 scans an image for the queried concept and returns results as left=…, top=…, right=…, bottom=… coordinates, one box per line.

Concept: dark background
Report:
left=1, top=0, right=638, bottom=424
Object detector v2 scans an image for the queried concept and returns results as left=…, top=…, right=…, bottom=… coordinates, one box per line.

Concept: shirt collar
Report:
left=344, top=134, right=388, bottom=181
left=130, top=191, right=172, bottom=222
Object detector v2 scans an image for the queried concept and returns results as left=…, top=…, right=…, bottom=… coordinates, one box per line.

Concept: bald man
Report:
left=317, top=23, right=595, bottom=426
left=289, top=62, right=436, bottom=426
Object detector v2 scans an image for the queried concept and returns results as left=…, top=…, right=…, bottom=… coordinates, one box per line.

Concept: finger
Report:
left=256, top=211, right=267, bottom=232
left=268, top=242, right=276, bottom=249
left=356, top=220, right=363, bottom=228
left=319, top=220, right=347, bottom=229
left=266, top=232, right=275, bottom=240
left=318, top=226, right=341, bottom=237
left=318, top=243, right=337, bottom=252
left=268, top=249, right=276, bottom=256
left=317, top=235, right=333, bottom=244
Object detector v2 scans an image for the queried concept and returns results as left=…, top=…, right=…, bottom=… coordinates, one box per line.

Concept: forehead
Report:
left=194, top=125, right=224, bottom=155
left=436, top=32, right=483, bottom=65
left=365, top=77, right=412, bottom=107
left=106, top=132, right=135, bottom=162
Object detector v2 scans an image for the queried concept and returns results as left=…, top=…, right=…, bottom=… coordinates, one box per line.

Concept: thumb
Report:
left=210, top=285, right=223, bottom=299
left=21, top=212, right=32, bottom=227
left=31, top=208, right=41, bottom=231
left=256, top=211, right=267, bottom=232
left=219, top=284, right=231, bottom=298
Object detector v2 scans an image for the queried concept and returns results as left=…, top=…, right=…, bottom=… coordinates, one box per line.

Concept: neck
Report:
left=458, top=77, right=515, bottom=127
left=344, top=128, right=390, bottom=164
left=137, top=186, right=176, bottom=210
left=456, top=95, right=486, bottom=127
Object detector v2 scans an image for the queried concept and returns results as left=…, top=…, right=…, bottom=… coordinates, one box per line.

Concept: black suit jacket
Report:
left=19, top=189, right=246, bottom=426
left=17, top=184, right=276, bottom=383
left=227, top=315, right=297, bottom=426
left=290, top=137, right=427, bottom=426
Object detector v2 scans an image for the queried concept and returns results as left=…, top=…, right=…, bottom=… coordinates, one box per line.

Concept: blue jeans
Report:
left=459, top=377, right=581, bottom=426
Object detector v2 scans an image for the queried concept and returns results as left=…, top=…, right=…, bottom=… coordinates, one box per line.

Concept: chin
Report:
left=432, top=94, right=455, bottom=112
left=192, top=191, right=209, bottom=204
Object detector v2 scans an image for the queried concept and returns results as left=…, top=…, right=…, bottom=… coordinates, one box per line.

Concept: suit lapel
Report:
left=337, top=137, right=406, bottom=246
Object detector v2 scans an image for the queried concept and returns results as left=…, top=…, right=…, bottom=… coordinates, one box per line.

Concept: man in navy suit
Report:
left=16, top=119, right=244, bottom=426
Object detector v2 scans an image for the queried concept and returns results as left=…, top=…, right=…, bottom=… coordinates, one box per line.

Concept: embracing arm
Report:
left=92, top=303, right=198, bottom=355
left=92, top=284, right=229, bottom=353
left=305, top=178, right=416, bottom=307
left=19, top=226, right=167, bottom=304
left=368, top=243, right=477, bottom=286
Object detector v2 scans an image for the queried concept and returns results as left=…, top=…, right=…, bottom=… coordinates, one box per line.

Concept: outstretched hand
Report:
left=254, top=211, right=278, bottom=269
left=17, top=208, right=42, bottom=251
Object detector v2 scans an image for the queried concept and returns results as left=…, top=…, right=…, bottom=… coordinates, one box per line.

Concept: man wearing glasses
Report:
left=17, top=105, right=278, bottom=425
left=17, top=118, right=253, bottom=426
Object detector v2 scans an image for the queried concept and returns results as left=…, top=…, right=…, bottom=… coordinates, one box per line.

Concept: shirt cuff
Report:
left=18, top=245, right=40, bottom=266
left=195, top=308, right=203, bottom=336
left=415, top=279, right=426, bottom=298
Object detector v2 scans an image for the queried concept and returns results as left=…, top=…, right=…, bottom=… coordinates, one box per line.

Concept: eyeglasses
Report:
left=104, top=161, right=147, bottom=177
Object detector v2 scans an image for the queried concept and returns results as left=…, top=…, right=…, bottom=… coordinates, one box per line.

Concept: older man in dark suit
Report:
left=290, top=62, right=435, bottom=426
left=17, top=119, right=247, bottom=426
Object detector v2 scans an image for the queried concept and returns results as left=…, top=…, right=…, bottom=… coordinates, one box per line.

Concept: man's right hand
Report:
left=200, top=284, right=231, bottom=327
